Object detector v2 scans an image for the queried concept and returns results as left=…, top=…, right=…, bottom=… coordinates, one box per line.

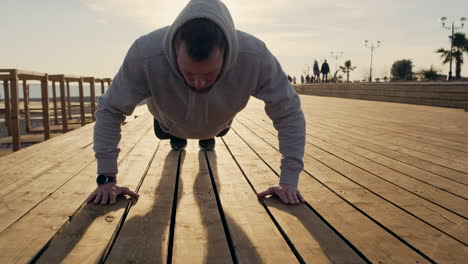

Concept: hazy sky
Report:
left=1, top=0, right=467, bottom=81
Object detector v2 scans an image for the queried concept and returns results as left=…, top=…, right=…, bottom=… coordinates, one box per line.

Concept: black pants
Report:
left=153, top=119, right=230, bottom=140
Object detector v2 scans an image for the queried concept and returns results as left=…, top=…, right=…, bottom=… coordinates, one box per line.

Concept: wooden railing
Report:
left=0, top=69, right=112, bottom=151
left=294, top=82, right=468, bottom=110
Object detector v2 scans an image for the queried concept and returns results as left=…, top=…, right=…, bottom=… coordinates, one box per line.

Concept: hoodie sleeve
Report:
left=93, top=40, right=152, bottom=175
left=251, top=44, right=306, bottom=188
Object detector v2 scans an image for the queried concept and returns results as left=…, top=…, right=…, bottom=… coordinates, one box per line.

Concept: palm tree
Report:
left=436, top=32, right=467, bottom=79
left=417, top=65, right=442, bottom=81
left=339, top=60, right=357, bottom=82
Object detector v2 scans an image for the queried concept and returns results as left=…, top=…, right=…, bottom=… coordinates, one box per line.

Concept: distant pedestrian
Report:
left=301, top=75, right=305, bottom=84
left=313, top=61, right=320, bottom=82
left=321, top=60, right=330, bottom=82
left=287, top=75, right=292, bottom=83
left=305, top=74, right=311, bottom=83
left=293, top=76, right=296, bottom=84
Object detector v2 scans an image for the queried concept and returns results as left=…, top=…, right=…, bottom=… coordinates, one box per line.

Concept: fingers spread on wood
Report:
left=100, top=191, right=109, bottom=205
left=93, top=191, right=103, bottom=204
left=87, top=190, right=97, bottom=203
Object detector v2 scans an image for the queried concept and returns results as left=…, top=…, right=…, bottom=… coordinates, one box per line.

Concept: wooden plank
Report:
left=207, top=142, right=359, bottom=263
left=313, top=108, right=468, bottom=151
left=0, top=111, right=151, bottom=196
left=106, top=141, right=177, bottom=263
left=0, top=111, right=149, bottom=198
left=316, top=117, right=468, bottom=165
left=36, top=129, right=158, bottom=263
left=28, top=123, right=84, bottom=133
left=317, top=110, right=468, bottom=152
left=316, top=107, right=468, bottom=141
left=9, top=70, right=21, bottom=151
left=17, top=69, right=46, bottom=79
left=312, top=121, right=468, bottom=184
left=243, top=112, right=468, bottom=207
left=0, top=116, right=152, bottom=233
left=3, top=80, right=11, bottom=136
left=238, top=115, right=468, bottom=243
left=0, top=115, right=154, bottom=263
left=59, top=78, right=69, bottom=132
left=0, top=75, right=10, bottom=81
left=228, top=120, right=429, bottom=263
left=63, top=75, right=81, bottom=82
left=299, top=95, right=468, bottom=137
left=0, top=124, right=94, bottom=178
left=78, top=77, right=85, bottom=126
left=41, top=75, right=51, bottom=140
left=171, top=140, right=232, bottom=263
left=0, top=109, right=148, bottom=191
left=0, top=133, right=62, bottom=144
left=0, top=148, right=12, bottom=158
left=304, top=124, right=468, bottom=199
left=48, top=74, right=64, bottom=82
left=233, top=117, right=467, bottom=263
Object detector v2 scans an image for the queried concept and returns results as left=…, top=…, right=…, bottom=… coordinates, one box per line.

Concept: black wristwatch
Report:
left=96, top=174, right=117, bottom=185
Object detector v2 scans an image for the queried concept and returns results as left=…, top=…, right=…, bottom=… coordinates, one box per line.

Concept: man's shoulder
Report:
left=134, top=26, right=170, bottom=59
left=236, top=30, right=268, bottom=55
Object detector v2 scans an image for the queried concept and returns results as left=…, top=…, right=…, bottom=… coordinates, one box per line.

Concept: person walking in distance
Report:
left=321, top=60, right=330, bottom=82
left=313, top=61, right=320, bottom=82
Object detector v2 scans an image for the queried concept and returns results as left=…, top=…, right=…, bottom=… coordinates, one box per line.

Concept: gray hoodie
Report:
left=94, top=0, right=306, bottom=187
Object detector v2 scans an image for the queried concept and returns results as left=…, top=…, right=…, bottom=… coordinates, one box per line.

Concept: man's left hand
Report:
left=257, top=184, right=305, bottom=205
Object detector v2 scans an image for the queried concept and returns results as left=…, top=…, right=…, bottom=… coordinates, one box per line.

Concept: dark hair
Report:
left=175, top=18, right=226, bottom=61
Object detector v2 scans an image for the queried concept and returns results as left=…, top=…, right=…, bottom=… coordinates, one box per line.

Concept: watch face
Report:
left=97, top=174, right=107, bottom=185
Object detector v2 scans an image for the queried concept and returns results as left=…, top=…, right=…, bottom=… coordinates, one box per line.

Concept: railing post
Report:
left=78, top=77, right=85, bottom=126
left=100, top=79, right=105, bottom=94
left=90, top=77, right=96, bottom=121
left=41, top=74, right=51, bottom=140
left=59, top=76, right=68, bottom=132
left=3, top=80, right=11, bottom=136
left=52, top=81, right=59, bottom=125
left=23, top=80, right=31, bottom=133
left=66, top=80, right=72, bottom=119
left=10, top=70, right=21, bottom=151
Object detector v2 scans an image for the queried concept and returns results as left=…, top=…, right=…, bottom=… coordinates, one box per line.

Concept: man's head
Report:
left=175, top=18, right=226, bottom=93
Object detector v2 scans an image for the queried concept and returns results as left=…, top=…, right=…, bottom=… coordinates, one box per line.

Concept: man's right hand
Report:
left=87, top=182, right=139, bottom=205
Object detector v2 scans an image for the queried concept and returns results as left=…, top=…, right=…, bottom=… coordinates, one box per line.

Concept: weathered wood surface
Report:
left=0, top=95, right=466, bottom=263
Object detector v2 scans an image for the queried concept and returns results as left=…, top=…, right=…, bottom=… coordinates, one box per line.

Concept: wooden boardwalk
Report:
left=0, top=95, right=467, bottom=263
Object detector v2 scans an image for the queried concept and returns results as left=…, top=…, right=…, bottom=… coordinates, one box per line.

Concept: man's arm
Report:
left=90, top=40, right=151, bottom=205
left=252, top=43, right=306, bottom=205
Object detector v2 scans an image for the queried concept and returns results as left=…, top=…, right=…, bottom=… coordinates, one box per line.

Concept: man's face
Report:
left=176, top=42, right=224, bottom=93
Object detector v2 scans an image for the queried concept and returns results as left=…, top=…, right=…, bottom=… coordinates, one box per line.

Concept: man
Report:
left=87, top=0, right=306, bottom=206
left=321, top=60, right=330, bottom=82
left=313, top=61, right=320, bottom=82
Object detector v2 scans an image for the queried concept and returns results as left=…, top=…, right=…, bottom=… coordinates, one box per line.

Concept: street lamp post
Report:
left=440, top=16, right=466, bottom=80
left=330, top=51, right=343, bottom=76
left=364, top=40, right=381, bottom=82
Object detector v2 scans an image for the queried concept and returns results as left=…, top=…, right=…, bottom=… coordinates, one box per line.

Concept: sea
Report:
left=0, top=83, right=103, bottom=100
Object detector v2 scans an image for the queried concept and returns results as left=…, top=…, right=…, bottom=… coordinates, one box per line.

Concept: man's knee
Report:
left=153, top=119, right=171, bottom=139
left=216, top=126, right=231, bottom=137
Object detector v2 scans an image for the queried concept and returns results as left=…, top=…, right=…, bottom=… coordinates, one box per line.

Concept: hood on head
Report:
left=163, top=0, right=239, bottom=81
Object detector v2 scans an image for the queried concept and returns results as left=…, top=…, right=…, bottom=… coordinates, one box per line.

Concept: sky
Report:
left=1, top=0, right=467, bottom=81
